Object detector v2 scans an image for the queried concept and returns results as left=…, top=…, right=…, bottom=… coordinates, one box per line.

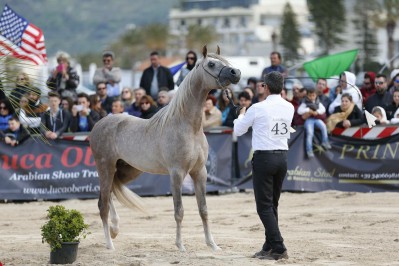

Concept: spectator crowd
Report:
left=1, top=50, right=399, bottom=158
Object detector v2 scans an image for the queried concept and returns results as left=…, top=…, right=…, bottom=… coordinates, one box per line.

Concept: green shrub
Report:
left=41, top=205, right=90, bottom=251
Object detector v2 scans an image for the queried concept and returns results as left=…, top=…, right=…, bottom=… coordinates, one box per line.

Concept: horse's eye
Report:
left=208, top=62, right=215, bottom=68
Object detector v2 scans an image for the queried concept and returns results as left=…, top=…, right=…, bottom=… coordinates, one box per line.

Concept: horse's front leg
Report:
left=191, top=167, right=220, bottom=251
left=170, top=169, right=186, bottom=252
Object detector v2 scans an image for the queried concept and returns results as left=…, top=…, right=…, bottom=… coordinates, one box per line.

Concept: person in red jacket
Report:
left=360, top=72, right=376, bottom=103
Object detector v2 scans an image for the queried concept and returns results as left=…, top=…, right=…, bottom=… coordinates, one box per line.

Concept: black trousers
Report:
left=252, top=151, right=287, bottom=254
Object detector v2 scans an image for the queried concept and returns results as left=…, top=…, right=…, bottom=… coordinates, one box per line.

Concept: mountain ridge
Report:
left=0, top=0, right=179, bottom=57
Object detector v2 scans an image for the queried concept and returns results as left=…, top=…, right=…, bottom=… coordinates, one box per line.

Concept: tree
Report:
left=307, top=0, right=346, bottom=55
left=280, top=3, right=301, bottom=63
left=185, top=25, right=218, bottom=52
left=352, top=0, right=379, bottom=71
left=371, top=0, right=399, bottom=69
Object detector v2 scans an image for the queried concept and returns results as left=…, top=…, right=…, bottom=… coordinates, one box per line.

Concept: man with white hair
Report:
left=157, top=90, right=170, bottom=110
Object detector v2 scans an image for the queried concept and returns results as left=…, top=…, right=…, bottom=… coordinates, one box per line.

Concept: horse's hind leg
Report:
left=97, top=161, right=117, bottom=250
left=109, top=160, right=143, bottom=239
left=170, top=169, right=186, bottom=252
left=109, top=195, right=119, bottom=239
left=191, top=167, right=220, bottom=251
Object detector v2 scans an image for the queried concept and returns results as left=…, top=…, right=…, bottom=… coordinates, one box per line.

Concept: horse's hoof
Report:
left=106, top=244, right=115, bottom=250
left=176, top=243, right=186, bottom=252
left=110, top=226, right=119, bottom=239
left=208, top=243, right=221, bottom=251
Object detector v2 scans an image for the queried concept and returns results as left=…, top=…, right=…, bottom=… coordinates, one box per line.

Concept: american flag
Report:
left=0, top=4, right=47, bottom=65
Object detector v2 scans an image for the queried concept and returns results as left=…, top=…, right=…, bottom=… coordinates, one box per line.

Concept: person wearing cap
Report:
left=93, top=51, right=122, bottom=97
left=47, top=51, right=80, bottom=101
left=297, top=88, right=331, bottom=158
left=234, top=71, right=294, bottom=261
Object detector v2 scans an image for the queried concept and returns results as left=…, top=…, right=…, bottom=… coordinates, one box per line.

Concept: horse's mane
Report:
left=148, top=53, right=230, bottom=131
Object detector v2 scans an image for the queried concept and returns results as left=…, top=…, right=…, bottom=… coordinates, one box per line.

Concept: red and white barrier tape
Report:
left=332, top=126, right=399, bottom=139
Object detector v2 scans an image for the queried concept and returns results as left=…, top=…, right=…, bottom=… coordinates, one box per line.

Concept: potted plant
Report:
left=41, top=205, right=89, bottom=264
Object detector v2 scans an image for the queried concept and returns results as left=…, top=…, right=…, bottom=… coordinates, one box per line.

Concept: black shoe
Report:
left=259, top=250, right=289, bottom=260
left=252, top=249, right=271, bottom=258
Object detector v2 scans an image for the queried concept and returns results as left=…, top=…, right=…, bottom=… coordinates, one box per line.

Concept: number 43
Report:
left=271, top=122, right=288, bottom=135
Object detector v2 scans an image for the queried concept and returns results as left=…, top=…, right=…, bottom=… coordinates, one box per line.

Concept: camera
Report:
left=75, top=105, right=83, bottom=111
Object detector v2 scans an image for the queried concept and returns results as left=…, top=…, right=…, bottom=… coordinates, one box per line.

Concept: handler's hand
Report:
left=239, top=106, right=246, bottom=115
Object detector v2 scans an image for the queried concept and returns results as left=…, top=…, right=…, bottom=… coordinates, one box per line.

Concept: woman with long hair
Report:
left=89, top=94, right=107, bottom=119
left=217, top=87, right=237, bottom=126
left=176, top=50, right=197, bottom=87
left=121, top=87, right=135, bottom=110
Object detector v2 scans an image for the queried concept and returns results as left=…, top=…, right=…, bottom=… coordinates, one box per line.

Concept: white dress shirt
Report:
left=234, top=94, right=294, bottom=151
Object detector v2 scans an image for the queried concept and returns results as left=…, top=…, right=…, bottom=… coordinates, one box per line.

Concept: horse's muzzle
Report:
left=219, top=67, right=241, bottom=86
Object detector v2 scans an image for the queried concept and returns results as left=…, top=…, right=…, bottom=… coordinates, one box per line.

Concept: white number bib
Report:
left=269, top=118, right=291, bottom=139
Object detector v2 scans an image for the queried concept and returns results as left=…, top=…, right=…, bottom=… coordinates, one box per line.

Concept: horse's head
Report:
left=199, top=45, right=241, bottom=89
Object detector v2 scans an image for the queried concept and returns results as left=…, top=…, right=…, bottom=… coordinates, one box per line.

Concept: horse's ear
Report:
left=202, top=45, right=207, bottom=58
left=216, top=45, right=220, bottom=55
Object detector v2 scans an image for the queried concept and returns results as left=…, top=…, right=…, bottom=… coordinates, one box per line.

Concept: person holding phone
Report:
left=70, top=93, right=100, bottom=132
left=46, top=51, right=80, bottom=101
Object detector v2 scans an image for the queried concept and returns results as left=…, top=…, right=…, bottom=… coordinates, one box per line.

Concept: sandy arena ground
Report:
left=1, top=190, right=399, bottom=266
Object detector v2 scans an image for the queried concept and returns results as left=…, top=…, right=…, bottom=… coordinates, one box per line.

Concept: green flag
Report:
left=303, top=49, right=358, bottom=80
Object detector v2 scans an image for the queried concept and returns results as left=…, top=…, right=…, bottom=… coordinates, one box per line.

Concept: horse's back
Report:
left=90, top=114, right=142, bottom=149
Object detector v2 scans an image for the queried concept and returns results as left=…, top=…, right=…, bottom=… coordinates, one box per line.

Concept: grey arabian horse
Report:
left=90, top=46, right=241, bottom=251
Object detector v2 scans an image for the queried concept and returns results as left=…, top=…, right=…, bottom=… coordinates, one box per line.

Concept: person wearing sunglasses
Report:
left=93, top=51, right=122, bottom=97
left=139, top=95, right=158, bottom=119
left=360, top=72, right=376, bottom=103
left=0, top=99, right=13, bottom=131
left=95, top=81, right=114, bottom=114
left=252, top=80, right=267, bottom=104
left=176, top=50, right=198, bottom=87
left=10, top=71, right=31, bottom=103
left=121, top=87, right=135, bottom=110
left=364, top=74, right=393, bottom=113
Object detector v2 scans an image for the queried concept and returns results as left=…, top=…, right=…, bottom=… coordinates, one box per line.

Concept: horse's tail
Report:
left=112, top=177, right=147, bottom=214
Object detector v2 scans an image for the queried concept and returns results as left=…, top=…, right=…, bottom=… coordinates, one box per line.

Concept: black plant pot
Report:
left=50, top=242, right=79, bottom=264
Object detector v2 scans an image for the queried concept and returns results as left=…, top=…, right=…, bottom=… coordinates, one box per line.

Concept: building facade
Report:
left=169, top=0, right=314, bottom=58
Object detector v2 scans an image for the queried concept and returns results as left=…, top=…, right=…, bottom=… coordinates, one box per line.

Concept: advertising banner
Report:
left=0, top=133, right=232, bottom=200
left=235, top=127, right=399, bottom=192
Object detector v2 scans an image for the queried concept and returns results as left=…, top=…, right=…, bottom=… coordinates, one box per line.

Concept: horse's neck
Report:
left=182, top=72, right=209, bottom=132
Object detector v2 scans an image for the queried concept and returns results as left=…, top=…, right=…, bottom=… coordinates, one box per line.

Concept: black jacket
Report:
left=364, top=91, right=392, bottom=113
left=139, top=66, right=174, bottom=97
left=333, top=105, right=365, bottom=128
left=46, top=66, right=79, bottom=92
left=41, top=108, right=71, bottom=137
left=140, top=105, right=158, bottom=119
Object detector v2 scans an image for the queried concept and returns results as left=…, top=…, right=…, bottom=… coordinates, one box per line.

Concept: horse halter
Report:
left=201, top=60, right=228, bottom=88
